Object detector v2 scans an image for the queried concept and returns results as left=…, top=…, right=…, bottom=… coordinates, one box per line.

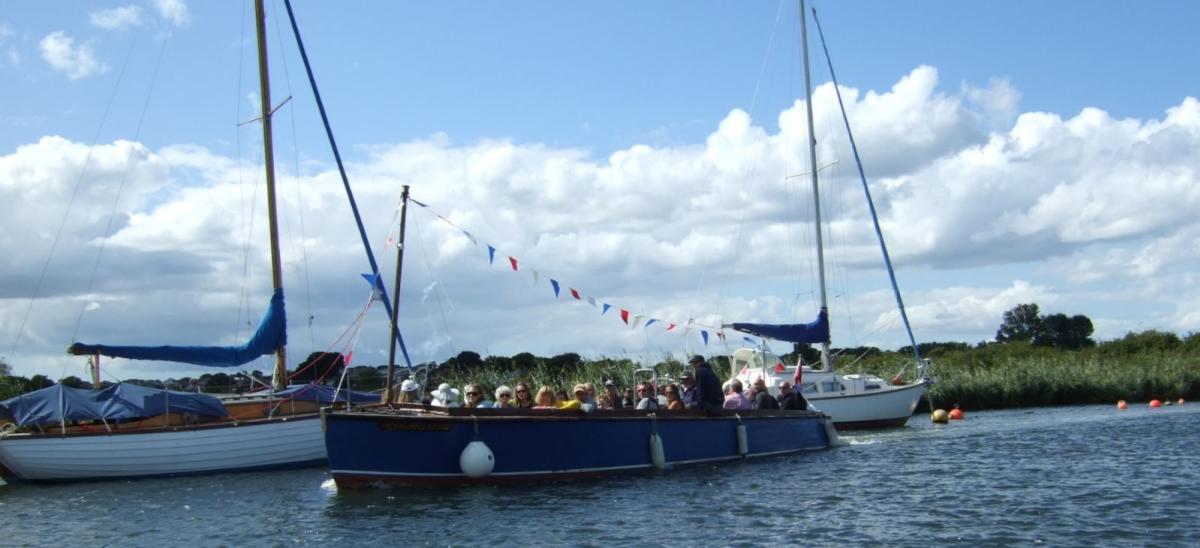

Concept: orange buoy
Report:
left=1116, top=400, right=1128, bottom=410
left=931, top=409, right=949, bottom=424
left=1149, top=399, right=1162, bottom=408
left=948, top=407, right=964, bottom=420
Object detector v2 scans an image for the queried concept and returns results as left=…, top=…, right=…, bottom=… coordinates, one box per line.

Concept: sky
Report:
left=1, top=0, right=1198, bottom=381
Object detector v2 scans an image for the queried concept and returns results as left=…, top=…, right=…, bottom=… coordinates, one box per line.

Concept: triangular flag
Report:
left=773, top=362, right=785, bottom=373
left=343, top=351, right=354, bottom=367
left=550, top=279, right=561, bottom=298
left=487, top=245, right=496, bottom=265
left=631, top=314, right=644, bottom=329
left=508, top=256, right=519, bottom=271
left=602, top=303, right=612, bottom=315
left=700, top=330, right=709, bottom=346
left=587, top=297, right=597, bottom=307
left=666, top=323, right=676, bottom=332
left=569, top=288, right=581, bottom=300
left=644, top=319, right=658, bottom=328
left=462, top=230, right=478, bottom=245
left=620, top=309, right=629, bottom=324
left=360, top=273, right=384, bottom=301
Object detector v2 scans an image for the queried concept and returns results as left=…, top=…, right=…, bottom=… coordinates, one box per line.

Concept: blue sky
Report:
left=2, top=0, right=1199, bottom=380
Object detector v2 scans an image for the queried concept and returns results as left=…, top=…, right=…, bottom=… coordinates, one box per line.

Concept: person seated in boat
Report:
left=430, top=383, right=461, bottom=408
left=463, top=384, right=492, bottom=408
left=555, top=389, right=570, bottom=403
left=556, top=383, right=587, bottom=411
left=664, top=383, right=685, bottom=411
left=678, top=371, right=697, bottom=408
left=600, top=380, right=623, bottom=409
left=623, top=387, right=636, bottom=408
left=395, top=379, right=421, bottom=404
left=493, top=385, right=515, bottom=408
left=635, top=383, right=659, bottom=410
left=723, top=379, right=751, bottom=410
left=750, top=378, right=780, bottom=410
left=688, top=355, right=725, bottom=414
left=514, top=382, right=535, bottom=409
left=578, top=383, right=598, bottom=413
left=532, top=385, right=558, bottom=409
left=777, top=381, right=808, bottom=410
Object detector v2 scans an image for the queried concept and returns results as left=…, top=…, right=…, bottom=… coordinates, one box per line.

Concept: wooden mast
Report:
left=253, top=0, right=288, bottom=391
left=382, top=185, right=411, bottom=404
left=799, top=0, right=833, bottom=373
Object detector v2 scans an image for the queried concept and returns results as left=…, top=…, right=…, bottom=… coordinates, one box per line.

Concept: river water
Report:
left=1, top=403, right=1196, bottom=546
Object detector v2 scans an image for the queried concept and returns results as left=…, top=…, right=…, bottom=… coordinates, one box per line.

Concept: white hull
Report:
left=732, top=348, right=928, bottom=429
left=0, top=415, right=325, bottom=481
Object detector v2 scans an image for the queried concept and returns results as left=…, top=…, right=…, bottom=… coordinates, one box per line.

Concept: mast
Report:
left=254, top=0, right=288, bottom=391
left=799, top=0, right=833, bottom=373
left=382, top=185, right=411, bottom=404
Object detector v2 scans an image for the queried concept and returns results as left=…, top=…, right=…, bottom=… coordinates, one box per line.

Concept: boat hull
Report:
left=807, top=381, right=928, bottom=430
left=324, top=408, right=834, bottom=487
left=0, top=415, right=325, bottom=481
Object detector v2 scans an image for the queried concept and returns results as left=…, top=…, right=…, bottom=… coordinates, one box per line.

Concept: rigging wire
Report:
left=270, top=0, right=316, bottom=355
left=71, top=28, right=174, bottom=344
left=4, top=29, right=140, bottom=370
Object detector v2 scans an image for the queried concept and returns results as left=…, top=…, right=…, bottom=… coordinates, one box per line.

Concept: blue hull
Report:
left=323, top=407, right=834, bottom=487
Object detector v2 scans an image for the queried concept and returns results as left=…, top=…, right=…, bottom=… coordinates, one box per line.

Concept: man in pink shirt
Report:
left=723, top=379, right=751, bottom=410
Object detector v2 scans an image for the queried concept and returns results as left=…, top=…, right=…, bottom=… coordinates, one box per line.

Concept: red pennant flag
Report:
left=343, top=352, right=354, bottom=367
left=773, top=362, right=785, bottom=373
left=793, top=358, right=804, bottom=385
left=569, top=288, right=581, bottom=300
left=620, top=309, right=629, bottom=324
left=508, top=257, right=519, bottom=271
left=666, top=323, right=676, bottom=331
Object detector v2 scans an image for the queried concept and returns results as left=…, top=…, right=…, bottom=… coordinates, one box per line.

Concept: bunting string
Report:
left=408, top=195, right=745, bottom=348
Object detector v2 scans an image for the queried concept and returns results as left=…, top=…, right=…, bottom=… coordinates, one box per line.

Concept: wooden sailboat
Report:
left=0, top=0, right=344, bottom=482
left=727, top=1, right=929, bottom=429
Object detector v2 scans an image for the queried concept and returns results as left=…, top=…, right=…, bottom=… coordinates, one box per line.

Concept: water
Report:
left=1, top=403, right=1196, bottom=546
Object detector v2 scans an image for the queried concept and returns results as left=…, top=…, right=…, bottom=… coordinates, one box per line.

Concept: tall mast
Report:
left=254, top=0, right=288, bottom=391
left=799, top=0, right=833, bottom=372
left=382, top=185, right=411, bottom=404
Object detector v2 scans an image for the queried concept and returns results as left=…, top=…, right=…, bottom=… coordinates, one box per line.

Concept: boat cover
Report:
left=265, top=384, right=378, bottom=404
left=67, top=289, right=287, bottom=368
left=730, top=309, right=830, bottom=344
left=0, top=383, right=228, bottom=427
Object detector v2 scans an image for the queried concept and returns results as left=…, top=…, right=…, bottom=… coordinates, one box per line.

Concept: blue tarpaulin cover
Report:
left=67, top=289, right=286, bottom=368
left=266, top=384, right=378, bottom=404
left=0, top=383, right=228, bottom=427
left=730, top=309, right=830, bottom=344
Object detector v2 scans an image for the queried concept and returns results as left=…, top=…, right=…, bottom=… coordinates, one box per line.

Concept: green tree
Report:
left=996, top=303, right=1044, bottom=343
left=1035, top=313, right=1095, bottom=350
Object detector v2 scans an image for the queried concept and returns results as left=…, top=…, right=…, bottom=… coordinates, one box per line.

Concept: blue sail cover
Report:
left=0, top=383, right=227, bottom=428
left=731, top=309, right=830, bottom=344
left=67, top=289, right=286, bottom=368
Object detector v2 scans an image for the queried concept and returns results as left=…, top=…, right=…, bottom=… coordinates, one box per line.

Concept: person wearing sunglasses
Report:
left=514, top=382, right=535, bottom=409
left=463, top=383, right=493, bottom=409
left=493, top=385, right=515, bottom=409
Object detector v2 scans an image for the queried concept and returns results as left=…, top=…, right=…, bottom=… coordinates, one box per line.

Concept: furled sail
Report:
left=68, top=289, right=286, bottom=368
left=0, top=383, right=228, bottom=427
left=730, top=309, right=829, bottom=344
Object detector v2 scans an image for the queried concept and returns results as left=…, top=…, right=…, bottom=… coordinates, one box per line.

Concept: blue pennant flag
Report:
left=550, top=279, right=561, bottom=298
left=644, top=319, right=658, bottom=329
left=701, top=330, right=709, bottom=346
left=602, top=303, right=612, bottom=315
left=487, top=245, right=496, bottom=265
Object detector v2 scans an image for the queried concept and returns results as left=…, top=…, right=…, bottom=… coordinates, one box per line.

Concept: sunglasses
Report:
left=499, top=394, right=512, bottom=398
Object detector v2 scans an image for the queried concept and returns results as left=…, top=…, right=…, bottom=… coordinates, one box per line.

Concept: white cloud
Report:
left=4, top=69, right=1200, bottom=378
left=39, top=31, right=107, bottom=80
left=90, top=6, right=143, bottom=30
left=0, top=22, right=18, bottom=65
left=154, top=0, right=191, bottom=27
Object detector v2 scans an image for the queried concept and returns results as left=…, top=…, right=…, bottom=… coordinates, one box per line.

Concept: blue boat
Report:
left=323, top=406, right=835, bottom=487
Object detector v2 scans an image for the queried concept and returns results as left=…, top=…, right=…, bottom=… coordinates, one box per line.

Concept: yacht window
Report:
left=799, top=383, right=817, bottom=394
left=821, top=381, right=842, bottom=392
left=865, top=384, right=881, bottom=390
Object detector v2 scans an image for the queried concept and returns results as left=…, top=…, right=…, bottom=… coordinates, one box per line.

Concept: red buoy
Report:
left=948, top=407, right=964, bottom=420
left=1149, top=399, right=1163, bottom=408
left=1116, top=400, right=1128, bottom=410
